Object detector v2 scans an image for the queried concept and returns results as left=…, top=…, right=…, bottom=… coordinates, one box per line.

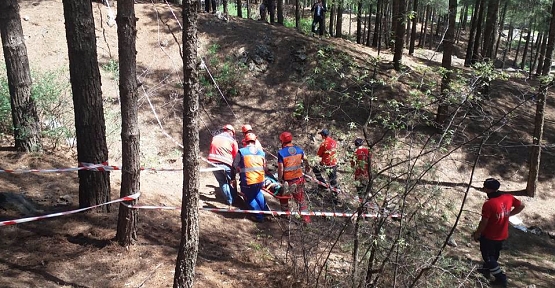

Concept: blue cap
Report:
left=319, top=128, right=329, bottom=136
left=354, top=138, right=364, bottom=147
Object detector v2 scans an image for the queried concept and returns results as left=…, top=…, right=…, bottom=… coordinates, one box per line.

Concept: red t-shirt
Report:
left=317, top=137, right=337, bottom=166
left=481, top=194, right=522, bottom=240
left=351, top=146, right=370, bottom=179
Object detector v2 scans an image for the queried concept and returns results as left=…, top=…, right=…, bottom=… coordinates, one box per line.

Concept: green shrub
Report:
left=0, top=69, right=12, bottom=135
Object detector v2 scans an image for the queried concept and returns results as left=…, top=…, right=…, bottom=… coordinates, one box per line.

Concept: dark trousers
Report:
left=312, top=16, right=324, bottom=35
left=205, top=0, right=217, bottom=12
left=480, top=236, right=507, bottom=282
left=313, top=165, right=338, bottom=190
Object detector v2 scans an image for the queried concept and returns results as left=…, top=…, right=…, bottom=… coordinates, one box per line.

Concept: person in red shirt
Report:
left=207, top=124, right=239, bottom=208
left=313, top=128, right=340, bottom=204
left=350, top=138, right=371, bottom=201
left=472, top=178, right=525, bottom=287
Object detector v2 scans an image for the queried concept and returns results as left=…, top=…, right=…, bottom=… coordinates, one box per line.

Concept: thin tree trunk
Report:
left=464, top=0, right=480, bottom=66
left=62, top=0, right=111, bottom=211
left=247, top=0, right=251, bottom=19
left=0, top=0, right=41, bottom=152
left=174, top=0, right=200, bottom=286
left=277, top=0, right=283, bottom=24
left=237, top=0, right=242, bottom=17
left=393, top=0, right=405, bottom=70
left=436, top=0, right=456, bottom=126
left=408, top=0, right=418, bottom=54
left=527, top=0, right=555, bottom=198
left=514, top=28, right=524, bottom=67
left=419, top=5, right=429, bottom=48
left=428, top=7, right=434, bottom=49
left=536, top=33, right=547, bottom=75
left=372, top=0, right=383, bottom=47
left=482, top=0, right=499, bottom=60
left=115, top=0, right=139, bottom=247
left=494, top=0, right=508, bottom=58
left=329, top=1, right=335, bottom=36
left=295, top=0, right=300, bottom=29
left=531, top=32, right=543, bottom=76
left=521, top=20, right=534, bottom=70
left=356, top=0, right=363, bottom=43
left=335, top=0, right=343, bottom=37
left=471, top=0, right=485, bottom=63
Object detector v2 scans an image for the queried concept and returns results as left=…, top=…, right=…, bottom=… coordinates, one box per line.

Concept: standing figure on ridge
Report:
left=472, top=178, right=525, bottom=288
left=232, top=133, right=269, bottom=222
left=207, top=124, right=239, bottom=208
left=311, top=0, right=326, bottom=38
left=277, top=131, right=311, bottom=223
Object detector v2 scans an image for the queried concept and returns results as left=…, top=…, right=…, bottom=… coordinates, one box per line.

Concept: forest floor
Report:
left=1, top=1, right=555, bottom=287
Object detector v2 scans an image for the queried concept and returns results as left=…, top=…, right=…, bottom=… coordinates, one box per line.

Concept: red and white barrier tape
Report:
left=120, top=203, right=400, bottom=218
left=0, top=192, right=141, bottom=227
left=0, top=162, right=223, bottom=174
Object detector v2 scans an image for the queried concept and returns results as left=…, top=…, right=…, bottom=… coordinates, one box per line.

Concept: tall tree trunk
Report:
left=436, top=0, right=456, bottom=126
left=356, top=0, right=363, bottom=43
left=0, top=0, right=41, bottom=152
left=237, top=0, right=243, bottom=17
left=521, top=20, right=533, bottom=70
left=514, top=28, right=524, bottom=67
left=365, top=5, right=371, bottom=46
left=393, top=0, right=405, bottom=70
left=494, top=0, right=509, bottom=58
left=372, top=0, right=383, bottom=47
left=295, top=0, right=300, bottom=29
left=464, top=0, right=480, bottom=66
left=471, top=0, right=485, bottom=63
left=174, top=0, right=200, bottom=286
left=115, top=0, right=139, bottom=247
left=536, top=33, right=548, bottom=75
left=531, top=32, right=543, bottom=76
left=408, top=0, right=418, bottom=54
left=461, top=3, right=468, bottom=30
left=528, top=0, right=555, bottom=197
left=247, top=0, right=251, bottom=19
left=428, top=7, right=434, bottom=49
left=419, top=5, right=430, bottom=48
left=277, top=0, right=284, bottom=24
left=223, top=0, right=229, bottom=18
left=62, top=0, right=111, bottom=211
left=482, top=0, right=500, bottom=60
left=329, top=1, right=335, bottom=36
left=335, top=0, right=344, bottom=37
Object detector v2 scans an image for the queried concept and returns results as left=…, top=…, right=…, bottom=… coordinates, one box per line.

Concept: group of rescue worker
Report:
left=207, top=124, right=371, bottom=223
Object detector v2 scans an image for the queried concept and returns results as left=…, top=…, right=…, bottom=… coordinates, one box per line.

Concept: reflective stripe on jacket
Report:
left=237, top=146, right=265, bottom=185
left=208, top=132, right=238, bottom=166
left=278, top=144, right=305, bottom=180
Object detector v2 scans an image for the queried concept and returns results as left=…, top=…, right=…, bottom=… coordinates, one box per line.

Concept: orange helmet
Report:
left=241, top=124, right=253, bottom=133
left=280, top=131, right=293, bottom=143
left=244, top=132, right=257, bottom=143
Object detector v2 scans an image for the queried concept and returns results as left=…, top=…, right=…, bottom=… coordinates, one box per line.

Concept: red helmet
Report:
left=244, top=132, right=257, bottom=142
left=222, top=124, right=235, bottom=134
left=280, top=131, right=293, bottom=143
left=241, top=124, right=253, bottom=134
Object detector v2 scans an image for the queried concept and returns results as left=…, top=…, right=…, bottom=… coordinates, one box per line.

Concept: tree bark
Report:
left=409, top=0, right=418, bottom=55
left=464, top=0, right=480, bottom=66
left=356, top=0, right=362, bottom=43
left=393, top=0, right=405, bottom=71
left=277, top=0, right=284, bottom=24
left=62, top=0, right=111, bottom=211
left=335, top=0, right=344, bottom=37
left=536, top=32, right=547, bottom=75
left=329, top=1, right=335, bottom=37
left=295, top=0, right=300, bottom=29
left=0, top=0, right=41, bottom=152
left=372, top=0, right=383, bottom=47
left=471, top=0, right=485, bottom=63
left=115, top=0, right=140, bottom=247
left=436, top=0, right=456, bottom=126
left=482, top=0, right=499, bottom=60
left=238, top=0, right=243, bottom=18
left=527, top=0, right=555, bottom=197
left=174, top=0, right=201, bottom=286
left=521, top=20, right=534, bottom=70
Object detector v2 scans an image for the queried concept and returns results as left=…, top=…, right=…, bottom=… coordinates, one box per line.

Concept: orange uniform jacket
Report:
left=278, top=144, right=305, bottom=181
left=208, top=132, right=238, bottom=166
left=317, top=137, right=338, bottom=166
left=233, top=146, right=265, bottom=185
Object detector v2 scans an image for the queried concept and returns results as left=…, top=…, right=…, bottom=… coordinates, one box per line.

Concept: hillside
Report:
left=1, top=1, right=555, bottom=287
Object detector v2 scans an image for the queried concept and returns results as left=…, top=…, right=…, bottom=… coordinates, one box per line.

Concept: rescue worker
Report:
left=241, top=124, right=264, bottom=151
left=231, top=133, right=269, bottom=222
left=472, top=178, right=525, bottom=287
left=313, top=128, right=340, bottom=204
left=351, top=138, right=371, bottom=201
left=207, top=124, right=239, bottom=208
left=277, top=131, right=311, bottom=223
